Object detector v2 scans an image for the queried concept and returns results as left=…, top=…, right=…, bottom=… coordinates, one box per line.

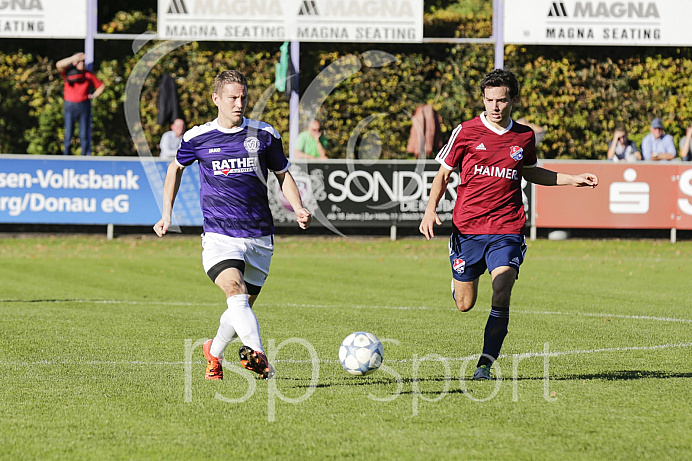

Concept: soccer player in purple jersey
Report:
left=154, top=70, right=312, bottom=380
left=419, top=69, right=598, bottom=380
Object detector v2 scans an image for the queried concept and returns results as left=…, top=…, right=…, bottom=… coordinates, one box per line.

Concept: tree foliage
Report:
left=2, top=3, right=692, bottom=160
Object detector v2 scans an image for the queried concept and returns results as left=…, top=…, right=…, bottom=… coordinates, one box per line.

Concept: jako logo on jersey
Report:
left=453, top=258, right=465, bottom=274
left=212, top=157, right=257, bottom=176
left=209, top=148, right=220, bottom=153
left=476, top=143, right=487, bottom=150
left=509, top=146, right=524, bottom=161
left=243, top=137, right=261, bottom=154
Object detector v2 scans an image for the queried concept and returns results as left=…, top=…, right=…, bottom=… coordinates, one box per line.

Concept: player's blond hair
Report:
left=213, top=70, right=247, bottom=95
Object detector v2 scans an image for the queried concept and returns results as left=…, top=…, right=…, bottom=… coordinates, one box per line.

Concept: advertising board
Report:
left=158, top=0, right=424, bottom=43
left=535, top=161, right=692, bottom=230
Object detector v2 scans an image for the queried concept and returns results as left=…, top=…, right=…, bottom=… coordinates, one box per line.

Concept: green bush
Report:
left=2, top=4, right=692, bottom=160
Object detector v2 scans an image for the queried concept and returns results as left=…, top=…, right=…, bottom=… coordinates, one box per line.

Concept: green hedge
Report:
left=1, top=8, right=692, bottom=159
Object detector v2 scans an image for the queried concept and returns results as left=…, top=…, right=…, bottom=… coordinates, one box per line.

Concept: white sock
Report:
left=210, top=307, right=237, bottom=359
left=212, top=294, right=264, bottom=357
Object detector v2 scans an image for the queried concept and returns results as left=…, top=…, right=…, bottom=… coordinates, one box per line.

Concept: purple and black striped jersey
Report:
left=176, top=118, right=289, bottom=238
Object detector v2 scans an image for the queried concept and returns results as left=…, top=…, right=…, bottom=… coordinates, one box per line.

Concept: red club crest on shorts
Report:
left=509, top=146, right=524, bottom=161
left=453, top=258, right=465, bottom=274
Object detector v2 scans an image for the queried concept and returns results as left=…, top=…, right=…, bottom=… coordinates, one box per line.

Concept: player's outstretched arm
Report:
left=566, top=172, right=599, bottom=188
left=523, top=167, right=598, bottom=188
left=419, top=166, right=451, bottom=240
left=276, top=170, right=312, bottom=230
left=153, top=161, right=185, bottom=237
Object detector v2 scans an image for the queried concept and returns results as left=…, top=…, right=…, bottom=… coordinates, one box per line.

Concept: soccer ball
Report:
left=338, top=331, right=384, bottom=376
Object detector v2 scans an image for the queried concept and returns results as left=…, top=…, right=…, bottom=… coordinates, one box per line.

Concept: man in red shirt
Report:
left=56, top=52, right=105, bottom=156
left=420, top=69, right=598, bottom=380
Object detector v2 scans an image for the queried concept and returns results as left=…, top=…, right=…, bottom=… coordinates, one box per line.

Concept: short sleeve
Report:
left=435, top=124, right=463, bottom=170
left=295, top=131, right=308, bottom=151
left=87, top=72, right=103, bottom=89
left=523, top=132, right=538, bottom=168
left=176, top=137, right=197, bottom=166
left=266, top=131, right=289, bottom=173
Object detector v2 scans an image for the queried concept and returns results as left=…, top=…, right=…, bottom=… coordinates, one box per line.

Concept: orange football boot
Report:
left=203, top=339, right=223, bottom=380
left=238, top=346, right=274, bottom=379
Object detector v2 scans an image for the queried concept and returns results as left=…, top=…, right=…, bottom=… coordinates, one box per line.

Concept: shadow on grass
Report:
left=510, top=370, right=692, bottom=381
left=0, top=299, right=84, bottom=303
left=555, top=370, right=692, bottom=381
left=279, top=375, right=467, bottom=394
left=273, top=370, right=692, bottom=388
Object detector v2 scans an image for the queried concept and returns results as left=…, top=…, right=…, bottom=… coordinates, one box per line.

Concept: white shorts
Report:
left=201, top=232, right=274, bottom=288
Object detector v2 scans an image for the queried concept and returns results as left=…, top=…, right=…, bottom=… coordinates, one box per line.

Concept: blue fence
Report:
left=0, top=155, right=201, bottom=226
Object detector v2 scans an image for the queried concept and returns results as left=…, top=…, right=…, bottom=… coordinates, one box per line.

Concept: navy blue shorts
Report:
left=448, top=233, right=527, bottom=282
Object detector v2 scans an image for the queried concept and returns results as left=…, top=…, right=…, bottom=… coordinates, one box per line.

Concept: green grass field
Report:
left=1, top=234, right=690, bottom=460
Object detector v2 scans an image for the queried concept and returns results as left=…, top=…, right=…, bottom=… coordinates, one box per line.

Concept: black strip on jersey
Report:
left=207, top=259, right=245, bottom=283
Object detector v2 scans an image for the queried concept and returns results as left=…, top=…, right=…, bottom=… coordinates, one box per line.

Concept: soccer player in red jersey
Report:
left=419, top=69, right=598, bottom=380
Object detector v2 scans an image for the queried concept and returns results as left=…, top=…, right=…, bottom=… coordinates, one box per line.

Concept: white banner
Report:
left=504, top=0, right=692, bottom=46
left=0, top=0, right=87, bottom=38
left=158, top=0, right=423, bottom=43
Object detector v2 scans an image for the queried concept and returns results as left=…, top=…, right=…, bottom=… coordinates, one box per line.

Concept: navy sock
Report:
left=477, top=306, right=509, bottom=367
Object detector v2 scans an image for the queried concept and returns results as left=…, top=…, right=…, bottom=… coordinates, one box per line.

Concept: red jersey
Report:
left=436, top=113, right=538, bottom=235
left=60, top=70, right=103, bottom=103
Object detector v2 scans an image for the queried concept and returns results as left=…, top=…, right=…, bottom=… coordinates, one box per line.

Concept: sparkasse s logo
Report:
left=167, top=0, right=188, bottom=14
left=547, top=1, right=660, bottom=19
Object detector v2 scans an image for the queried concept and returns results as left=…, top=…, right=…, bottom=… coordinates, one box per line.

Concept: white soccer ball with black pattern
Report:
left=338, top=332, right=384, bottom=376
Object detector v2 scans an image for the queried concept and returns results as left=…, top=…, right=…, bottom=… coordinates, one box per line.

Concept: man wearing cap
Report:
left=641, top=117, right=676, bottom=161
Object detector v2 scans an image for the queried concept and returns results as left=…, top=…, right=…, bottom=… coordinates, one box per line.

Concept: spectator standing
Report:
left=406, top=104, right=444, bottom=158
left=606, top=126, right=641, bottom=162
left=679, top=122, right=692, bottom=161
left=159, top=118, right=185, bottom=160
left=641, top=118, right=676, bottom=161
left=294, top=120, right=328, bottom=159
left=56, top=52, right=105, bottom=156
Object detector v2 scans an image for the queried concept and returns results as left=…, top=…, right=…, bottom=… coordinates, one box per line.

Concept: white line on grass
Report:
left=1, top=300, right=690, bottom=367
left=3, top=299, right=690, bottom=324
left=514, top=310, right=692, bottom=324
left=2, top=342, right=691, bottom=367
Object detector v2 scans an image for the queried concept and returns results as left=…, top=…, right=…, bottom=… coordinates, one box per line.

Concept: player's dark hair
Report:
left=480, top=69, right=519, bottom=99
left=213, top=70, right=247, bottom=95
